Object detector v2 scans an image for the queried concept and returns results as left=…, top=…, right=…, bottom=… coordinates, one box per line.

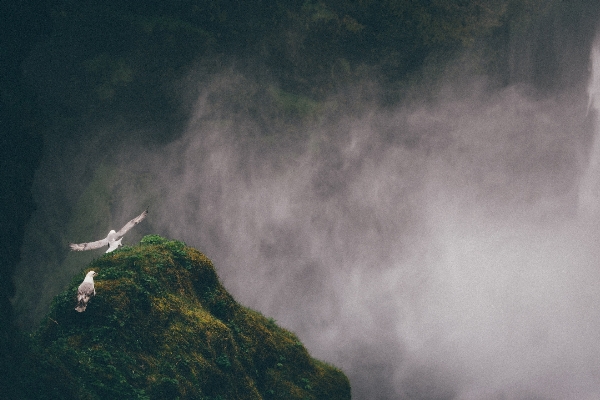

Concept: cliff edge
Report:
left=25, top=235, right=350, bottom=399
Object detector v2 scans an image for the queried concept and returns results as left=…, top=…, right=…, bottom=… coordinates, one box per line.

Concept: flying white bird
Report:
left=75, top=270, right=97, bottom=312
left=70, top=209, right=148, bottom=253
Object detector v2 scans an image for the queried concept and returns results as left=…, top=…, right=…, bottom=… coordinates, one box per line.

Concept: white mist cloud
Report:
left=103, top=68, right=600, bottom=399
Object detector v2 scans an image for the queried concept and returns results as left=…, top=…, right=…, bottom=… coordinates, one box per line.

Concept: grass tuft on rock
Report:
left=25, top=235, right=350, bottom=399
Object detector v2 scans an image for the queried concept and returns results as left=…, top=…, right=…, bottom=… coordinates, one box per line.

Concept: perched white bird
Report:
left=75, top=271, right=97, bottom=312
left=70, top=209, right=148, bottom=253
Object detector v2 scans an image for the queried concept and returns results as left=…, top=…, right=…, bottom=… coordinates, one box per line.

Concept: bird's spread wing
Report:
left=115, top=208, right=148, bottom=237
left=70, top=238, right=109, bottom=251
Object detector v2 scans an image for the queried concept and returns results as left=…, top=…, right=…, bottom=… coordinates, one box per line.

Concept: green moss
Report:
left=25, top=235, right=350, bottom=399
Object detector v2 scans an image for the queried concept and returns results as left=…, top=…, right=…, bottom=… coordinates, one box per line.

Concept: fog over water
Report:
left=15, top=30, right=600, bottom=400
left=122, top=70, right=599, bottom=398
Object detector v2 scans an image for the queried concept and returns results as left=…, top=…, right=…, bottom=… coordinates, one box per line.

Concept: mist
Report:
left=14, top=28, right=600, bottom=400
left=116, top=68, right=599, bottom=399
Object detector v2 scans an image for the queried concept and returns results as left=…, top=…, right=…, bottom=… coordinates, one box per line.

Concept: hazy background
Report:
left=6, top=1, right=600, bottom=399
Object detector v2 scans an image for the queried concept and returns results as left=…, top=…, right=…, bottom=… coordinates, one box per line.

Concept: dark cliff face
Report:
left=0, top=1, right=49, bottom=396
left=22, top=235, right=350, bottom=399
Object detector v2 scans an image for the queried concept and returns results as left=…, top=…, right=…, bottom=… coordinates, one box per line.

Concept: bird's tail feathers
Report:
left=75, top=299, right=88, bottom=312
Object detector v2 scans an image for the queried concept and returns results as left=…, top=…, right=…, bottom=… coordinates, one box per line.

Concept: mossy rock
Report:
left=26, top=236, right=350, bottom=399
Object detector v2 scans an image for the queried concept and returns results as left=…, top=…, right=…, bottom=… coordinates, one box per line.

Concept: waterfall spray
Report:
left=579, top=35, right=600, bottom=217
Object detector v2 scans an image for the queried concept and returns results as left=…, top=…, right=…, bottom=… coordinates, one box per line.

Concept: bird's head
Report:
left=87, top=270, right=97, bottom=277
left=106, top=230, right=119, bottom=241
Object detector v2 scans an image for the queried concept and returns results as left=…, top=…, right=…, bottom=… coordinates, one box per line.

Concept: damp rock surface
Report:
left=27, top=235, right=350, bottom=400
